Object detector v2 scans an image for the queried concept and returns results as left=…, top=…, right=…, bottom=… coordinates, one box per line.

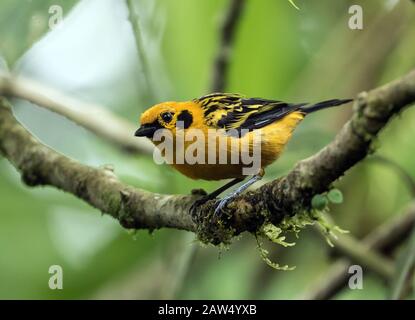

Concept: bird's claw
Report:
left=190, top=196, right=228, bottom=218
left=213, top=197, right=232, bottom=216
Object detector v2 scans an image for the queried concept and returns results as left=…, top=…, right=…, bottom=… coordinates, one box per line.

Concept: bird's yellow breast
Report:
left=167, top=112, right=304, bottom=180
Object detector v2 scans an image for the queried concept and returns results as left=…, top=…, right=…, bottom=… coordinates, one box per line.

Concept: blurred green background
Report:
left=0, top=0, right=415, bottom=299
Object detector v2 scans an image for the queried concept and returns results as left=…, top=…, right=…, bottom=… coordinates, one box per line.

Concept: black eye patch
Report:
left=161, top=112, right=173, bottom=123
left=177, top=110, right=193, bottom=129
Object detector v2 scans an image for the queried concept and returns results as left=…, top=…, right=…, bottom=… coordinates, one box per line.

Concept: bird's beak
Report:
left=134, top=124, right=158, bottom=138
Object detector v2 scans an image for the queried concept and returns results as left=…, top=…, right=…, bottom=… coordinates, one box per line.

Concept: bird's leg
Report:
left=214, top=169, right=265, bottom=215
left=190, top=177, right=245, bottom=216
left=206, top=177, right=246, bottom=199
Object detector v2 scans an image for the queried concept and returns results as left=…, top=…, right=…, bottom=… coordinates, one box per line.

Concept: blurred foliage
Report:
left=0, top=0, right=415, bottom=299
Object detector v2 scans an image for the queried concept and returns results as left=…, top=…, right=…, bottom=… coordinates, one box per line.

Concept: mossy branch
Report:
left=1, top=69, right=415, bottom=245
left=0, top=98, right=195, bottom=232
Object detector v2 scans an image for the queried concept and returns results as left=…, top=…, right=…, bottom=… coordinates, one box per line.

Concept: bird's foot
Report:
left=191, top=171, right=264, bottom=217
left=213, top=195, right=234, bottom=216
left=213, top=172, right=264, bottom=215
left=190, top=195, right=231, bottom=220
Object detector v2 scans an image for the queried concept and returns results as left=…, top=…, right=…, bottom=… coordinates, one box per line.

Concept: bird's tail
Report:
left=300, top=98, right=353, bottom=114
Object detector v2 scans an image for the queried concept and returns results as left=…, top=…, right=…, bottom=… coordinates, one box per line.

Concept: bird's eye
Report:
left=161, top=112, right=173, bottom=123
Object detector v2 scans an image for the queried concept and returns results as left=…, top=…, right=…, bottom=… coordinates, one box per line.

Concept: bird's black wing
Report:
left=195, top=93, right=305, bottom=135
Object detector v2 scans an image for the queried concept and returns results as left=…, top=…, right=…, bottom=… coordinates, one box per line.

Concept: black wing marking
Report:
left=196, top=93, right=305, bottom=135
left=232, top=98, right=306, bottom=132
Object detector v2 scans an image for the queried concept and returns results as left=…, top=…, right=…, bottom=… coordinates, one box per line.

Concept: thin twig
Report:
left=315, top=224, right=394, bottom=280
left=126, top=0, right=156, bottom=101
left=210, top=0, right=246, bottom=92
left=389, top=223, right=415, bottom=299
left=300, top=202, right=415, bottom=300
left=0, top=72, right=153, bottom=155
left=369, top=155, right=415, bottom=197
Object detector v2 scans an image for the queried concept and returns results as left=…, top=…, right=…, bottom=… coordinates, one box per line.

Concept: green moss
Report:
left=254, top=188, right=347, bottom=270
left=261, top=224, right=295, bottom=247
left=195, top=209, right=237, bottom=246
left=195, top=187, right=347, bottom=271
left=254, top=211, right=314, bottom=270
left=311, top=209, right=349, bottom=247
left=256, top=236, right=295, bottom=271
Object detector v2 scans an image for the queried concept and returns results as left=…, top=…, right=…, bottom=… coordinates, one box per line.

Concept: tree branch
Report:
left=1, top=69, right=415, bottom=245
left=0, top=97, right=193, bottom=231
left=300, top=202, right=415, bottom=300
left=210, top=0, right=246, bottom=92
left=315, top=224, right=395, bottom=281
left=0, top=72, right=153, bottom=155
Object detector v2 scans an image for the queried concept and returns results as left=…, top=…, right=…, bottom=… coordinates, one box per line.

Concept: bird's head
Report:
left=134, top=101, right=199, bottom=140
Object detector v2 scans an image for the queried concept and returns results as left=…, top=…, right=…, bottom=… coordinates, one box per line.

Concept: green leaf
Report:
left=311, top=194, right=328, bottom=210
left=327, top=189, right=344, bottom=204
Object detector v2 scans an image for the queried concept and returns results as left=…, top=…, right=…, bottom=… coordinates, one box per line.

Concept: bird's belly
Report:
left=164, top=112, right=304, bottom=180
left=171, top=163, right=248, bottom=180
left=170, top=132, right=289, bottom=180
left=170, top=144, right=281, bottom=180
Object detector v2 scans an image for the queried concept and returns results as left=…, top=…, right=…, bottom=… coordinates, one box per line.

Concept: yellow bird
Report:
left=135, top=93, right=351, bottom=214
